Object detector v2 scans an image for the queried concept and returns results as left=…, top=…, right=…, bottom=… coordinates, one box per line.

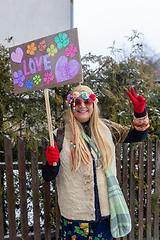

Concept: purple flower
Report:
left=67, top=94, right=72, bottom=101
left=13, top=70, right=25, bottom=87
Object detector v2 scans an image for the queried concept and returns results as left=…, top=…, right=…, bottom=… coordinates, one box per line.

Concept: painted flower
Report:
left=65, top=44, right=78, bottom=58
left=82, top=92, right=89, bottom=99
left=25, top=79, right=33, bottom=89
left=71, top=235, right=76, bottom=240
left=54, top=32, right=70, bottom=49
left=43, top=72, right=54, bottom=84
left=72, top=91, right=80, bottom=98
left=13, top=70, right=25, bottom=87
left=67, top=94, right=72, bottom=101
left=47, top=44, right=57, bottom=56
left=26, top=42, right=37, bottom=55
left=38, top=40, right=46, bottom=51
left=90, top=94, right=96, bottom=101
left=33, top=75, right=42, bottom=85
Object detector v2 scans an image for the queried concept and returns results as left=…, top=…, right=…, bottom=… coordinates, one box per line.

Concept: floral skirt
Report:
left=58, top=216, right=112, bottom=240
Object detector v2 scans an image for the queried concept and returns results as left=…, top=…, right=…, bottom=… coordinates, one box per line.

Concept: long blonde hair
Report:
left=66, top=85, right=113, bottom=170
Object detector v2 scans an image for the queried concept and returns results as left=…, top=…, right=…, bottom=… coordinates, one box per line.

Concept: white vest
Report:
left=54, top=121, right=116, bottom=221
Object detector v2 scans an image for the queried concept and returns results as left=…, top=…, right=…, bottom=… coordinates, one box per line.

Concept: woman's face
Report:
left=73, top=96, right=94, bottom=123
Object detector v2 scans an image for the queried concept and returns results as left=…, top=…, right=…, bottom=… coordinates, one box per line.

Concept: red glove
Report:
left=46, top=142, right=60, bottom=165
left=127, top=87, right=146, bottom=113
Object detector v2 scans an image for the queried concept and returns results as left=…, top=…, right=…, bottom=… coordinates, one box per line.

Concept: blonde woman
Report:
left=42, top=85, right=149, bottom=240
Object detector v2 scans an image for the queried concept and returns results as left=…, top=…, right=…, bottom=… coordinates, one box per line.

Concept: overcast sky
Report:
left=74, top=0, right=160, bottom=57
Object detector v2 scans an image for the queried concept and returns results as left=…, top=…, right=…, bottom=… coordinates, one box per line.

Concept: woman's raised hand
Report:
left=127, top=87, right=146, bottom=113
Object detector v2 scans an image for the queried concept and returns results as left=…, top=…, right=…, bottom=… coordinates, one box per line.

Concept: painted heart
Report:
left=11, top=47, right=24, bottom=63
left=55, top=56, right=80, bottom=84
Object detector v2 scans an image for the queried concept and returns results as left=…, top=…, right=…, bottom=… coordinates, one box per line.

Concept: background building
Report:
left=0, top=0, right=73, bottom=48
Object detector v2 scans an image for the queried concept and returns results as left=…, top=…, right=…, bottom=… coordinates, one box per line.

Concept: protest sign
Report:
left=9, top=28, right=82, bottom=94
left=9, top=28, right=82, bottom=165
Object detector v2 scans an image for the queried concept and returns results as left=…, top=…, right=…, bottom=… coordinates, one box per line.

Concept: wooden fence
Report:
left=0, top=136, right=159, bottom=240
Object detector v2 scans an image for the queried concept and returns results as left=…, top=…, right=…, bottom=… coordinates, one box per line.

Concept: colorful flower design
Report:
left=79, top=223, right=89, bottom=234
left=54, top=32, right=70, bottom=49
left=72, top=91, right=80, bottom=98
left=82, top=92, right=89, bottom=99
left=65, top=44, right=78, bottom=58
left=47, top=44, right=57, bottom=56
left=25, top=79, right=33, bottom=89
left=67, top=94, right=72, bottom=101
left=13, top=70, right=25, bottom=87
left=71, top=235, right=76, bottom=240
left=38, top=40, right=46, bottom=51
left=90, top=94, right=96, bottom=101
left=67, top=92, right=98, bottom=106
left=33, top=75, right=42, bottom=85
left=26, top=42, right=37, bottom=55
left=43, top=72, right=54, bottom=84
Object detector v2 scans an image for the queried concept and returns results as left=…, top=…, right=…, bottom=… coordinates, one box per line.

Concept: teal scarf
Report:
left=82, top=132, right=131, bottom=238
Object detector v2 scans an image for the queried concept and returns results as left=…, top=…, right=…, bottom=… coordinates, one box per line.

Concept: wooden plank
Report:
left=129, top=146, right=135, bottom=240
left=116, top=143, right=121, bottom=185
left=4, top=136, right=17, bottom=240
left=154, top=138, right=160, bottom=240
left=0, top=162, right=43, bottom=170
left=138, top=143, right=144, bottom=240
left=42, top=138, right=51, bottom=240
left=18, top=138, right=29, bottom=240
left=55, top=184, right=61, bottom=240
left=122, top=143, right=128, bottom=240
left=31, top=139, right=41, bottom=240
left=123, top=143, right=128, bottom=202
left=44, top=89, right=57, bottom=167
left=113, top=144, right=121, bottom=240
left=0, top=170, right=4, bottom=239
left=147, top=138, right=152, bottom=240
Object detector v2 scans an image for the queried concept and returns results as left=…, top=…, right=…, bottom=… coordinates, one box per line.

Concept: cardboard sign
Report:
left=9, top=28, right=82, bottom=94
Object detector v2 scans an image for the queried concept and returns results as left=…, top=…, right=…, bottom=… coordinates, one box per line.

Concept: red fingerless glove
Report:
left=127, top=87, right=146, bottom=113
left=46, top=142, right=60, bottom=165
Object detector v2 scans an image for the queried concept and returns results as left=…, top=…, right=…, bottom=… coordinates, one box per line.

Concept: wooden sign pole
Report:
left=44, top=88, right=57, bottom=166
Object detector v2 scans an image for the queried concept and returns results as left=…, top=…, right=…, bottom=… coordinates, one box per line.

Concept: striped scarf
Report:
left=82, top=132, right=131, bottom=238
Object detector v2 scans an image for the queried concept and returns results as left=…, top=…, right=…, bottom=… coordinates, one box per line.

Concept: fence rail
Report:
left=0, top=136, right=159, bottom=240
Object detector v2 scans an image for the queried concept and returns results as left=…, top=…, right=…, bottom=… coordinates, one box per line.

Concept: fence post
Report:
left=138, top=143, right=144, bottom=240
left=0, top=170, right=4, bottom=239
left=129, top=145, right=135, bottom=240
left=122, top=143, right=128, bottom=240
left=116, top=143, right=121, bottom=185
left=147, top=138, right=152, bottom=240
left=31, top=138, right=41, bottom=240
left=4, top=136, right=17, bottom=240
left=123, top=143, right=128, bottom=202
left=154, top=138, right=160, bottom=240
left=18, top=138, right=29, bottom=240
left=55, top=184, right=61, bottom=240
left=42, top=137, right=52, bottom=240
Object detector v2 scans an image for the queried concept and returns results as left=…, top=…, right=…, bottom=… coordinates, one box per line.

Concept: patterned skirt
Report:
left=58, top=216, right=112, bottom=240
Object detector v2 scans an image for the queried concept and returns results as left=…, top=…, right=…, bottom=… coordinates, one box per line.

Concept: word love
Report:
left=23, top=54, right=52, bottom=76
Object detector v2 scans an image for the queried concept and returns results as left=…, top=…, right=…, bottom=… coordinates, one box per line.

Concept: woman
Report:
left=42, top=85, right=149, bottom=240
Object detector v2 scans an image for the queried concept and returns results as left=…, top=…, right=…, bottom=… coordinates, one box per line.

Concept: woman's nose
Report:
left=80, top=101, right=86, bottom=107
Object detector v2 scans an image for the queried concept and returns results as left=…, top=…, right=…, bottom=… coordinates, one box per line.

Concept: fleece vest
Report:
left=54, top=121, right=116, bottom=221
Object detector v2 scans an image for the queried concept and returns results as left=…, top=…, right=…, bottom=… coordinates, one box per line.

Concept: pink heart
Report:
left=11, top=47, right=24, bottom=63
left=55, top=56, right=80, bottom=84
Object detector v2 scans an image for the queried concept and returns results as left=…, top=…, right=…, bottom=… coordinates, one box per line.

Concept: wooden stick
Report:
left=44, top=88, right=57, bottom=166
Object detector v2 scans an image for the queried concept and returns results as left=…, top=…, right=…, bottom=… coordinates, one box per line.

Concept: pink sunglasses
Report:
left=72, top=98, right=93, bottom=107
